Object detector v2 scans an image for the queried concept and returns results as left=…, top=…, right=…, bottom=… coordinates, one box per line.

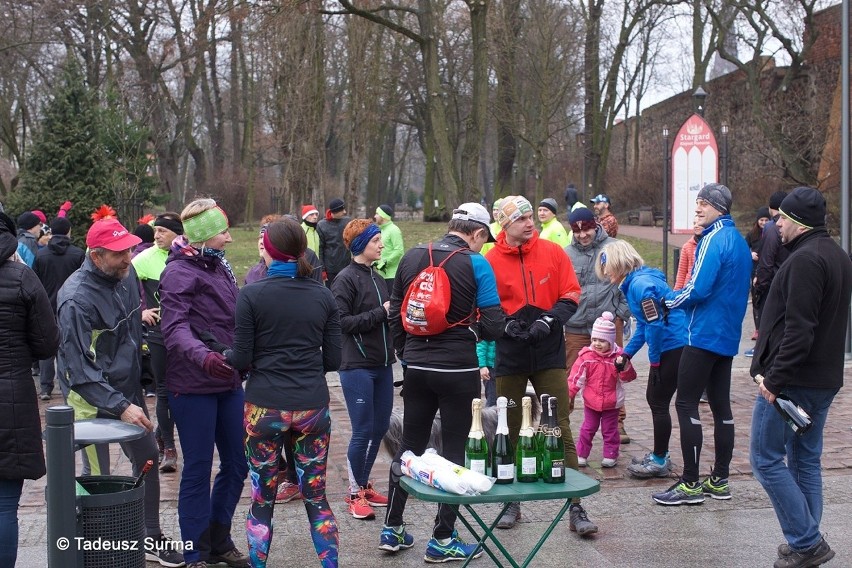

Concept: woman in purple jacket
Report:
left=159, top=198, right=249, bottom=568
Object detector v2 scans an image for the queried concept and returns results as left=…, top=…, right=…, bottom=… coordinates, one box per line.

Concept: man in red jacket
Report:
left=485, top=195, right=597, bottom=536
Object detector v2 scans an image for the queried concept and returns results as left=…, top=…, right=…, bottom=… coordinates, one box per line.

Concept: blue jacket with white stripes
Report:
left=663, top=215, right=752, bottom=357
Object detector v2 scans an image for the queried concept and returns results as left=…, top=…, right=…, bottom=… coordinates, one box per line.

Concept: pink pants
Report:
left=576, top=407, right=620, bottom=460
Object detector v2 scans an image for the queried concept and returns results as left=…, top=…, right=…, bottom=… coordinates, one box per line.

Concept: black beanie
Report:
left=17, top=211, right=40, bottom=231
left=755, top=207, right=770, bottom=221
left=328, top=198, right=345, bottom=213
left=778, top=186, right=825, bottom=228
left=378, top=203, right=394, bottom=218
left=768, top=191, right=788, bottom=210
left=50, top=217, right=72, bottom=236
left=0, top=211, right=15, bottom=235
left=133, top=223, right=155, bottom=243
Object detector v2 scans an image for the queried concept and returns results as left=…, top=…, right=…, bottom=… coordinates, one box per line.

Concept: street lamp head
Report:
left=662, top=126, right=669, bottom=137
left=721, top=122, right=729, bottom=135
left=693, top=86, right=707, bottom=117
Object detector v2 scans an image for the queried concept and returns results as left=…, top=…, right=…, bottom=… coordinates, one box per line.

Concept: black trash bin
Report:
left=76, top=475, right=145, bottom=568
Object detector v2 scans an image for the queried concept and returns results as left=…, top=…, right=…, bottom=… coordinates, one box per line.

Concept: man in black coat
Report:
left=749, top=187, right=852, bottom=568
left=750, top=190, right=790, bottom=356
left=33, top=217, right=85, bottom=399
left=317, top=198, right=351, bottom=286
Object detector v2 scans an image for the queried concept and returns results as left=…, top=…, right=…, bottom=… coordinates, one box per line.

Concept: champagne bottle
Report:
left=753, top=375, right=813, bottom=435
left=516, top=396, right=539, bottom=482
left=535, top=393, right=551, bottom=452
left=465, top=398, right=490, bottom=475
left=542, top=397, right=565, bottom=483
left=492, top=396, right=514, bottom=484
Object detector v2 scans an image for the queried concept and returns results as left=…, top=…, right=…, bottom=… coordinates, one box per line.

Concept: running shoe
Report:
left=379, top=525, right=414, bottom=552
left=362, top=482, right=388, bottom=507
left=424, top=531, right=482, bottom=563
left=701, top=475, right=732, bottom=500
left=275, top=481, right=302, bottom=504
left=652, top=479, right=705, bottom=505
left=346, top=491, right=376, bottom=520
left=627, top=453, right=671, bottom=479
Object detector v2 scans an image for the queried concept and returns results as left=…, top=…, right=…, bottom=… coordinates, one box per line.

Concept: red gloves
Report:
left=57, top=201, right=73, bottom=218
left=203, top=352, right=235, bottom=380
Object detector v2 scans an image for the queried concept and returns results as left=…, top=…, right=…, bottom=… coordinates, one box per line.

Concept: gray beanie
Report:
left=539, top=198, right=558, bottom=215
left=697, top=183, right=732, bottom=214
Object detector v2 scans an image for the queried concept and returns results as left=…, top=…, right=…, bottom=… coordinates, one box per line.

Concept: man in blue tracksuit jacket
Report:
left=652, top=183, right=752, bottom=506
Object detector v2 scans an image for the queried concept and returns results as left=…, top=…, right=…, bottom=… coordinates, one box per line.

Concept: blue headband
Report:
left=349, top=224, right=381, bottom=256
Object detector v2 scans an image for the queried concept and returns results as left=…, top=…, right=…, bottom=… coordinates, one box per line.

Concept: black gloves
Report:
left=527, top=316, right=555, bottom=343
left=198, top=329, right=230, bottom=355
left=614, top=353, right=631, bottom=372
left=505, top=316, right=555, bottom=343
left=504, top=320, right=529, bottom=341
left=649, top=364, right=661, bottom=385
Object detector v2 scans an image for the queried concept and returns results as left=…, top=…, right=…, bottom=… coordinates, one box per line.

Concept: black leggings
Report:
left=384, top=367, right=479, bottom=539
left=674, top=346, right=734, bottom=482
left=150, top=340, right=176, bottom=449
left=646, top=347, right=683, bottom=458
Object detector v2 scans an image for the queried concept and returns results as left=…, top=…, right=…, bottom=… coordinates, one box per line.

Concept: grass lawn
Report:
left=226, top=220, right=679, bottom=285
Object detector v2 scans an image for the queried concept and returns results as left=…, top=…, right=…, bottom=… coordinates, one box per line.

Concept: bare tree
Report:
left=581, top=0, right=679, bottom=197
left=705, top=0, right=829, bottom=185
left=333, top=0, right=489, bottom=216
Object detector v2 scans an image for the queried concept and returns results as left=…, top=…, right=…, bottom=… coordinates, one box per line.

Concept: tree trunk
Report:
left=458, top=0, right=488, bottom=203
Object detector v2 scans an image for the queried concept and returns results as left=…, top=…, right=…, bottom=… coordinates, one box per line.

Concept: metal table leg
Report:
left=453, top=499, right=573, bottom=568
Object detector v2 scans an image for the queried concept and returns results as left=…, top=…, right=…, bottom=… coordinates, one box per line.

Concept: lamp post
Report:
left=720, top=123, right=730, bottom=187
left=577, top=131, right=587, bottom=202
left=693, top=86, right=707, bottom=117
left=662, top=126, right=670, bottom=281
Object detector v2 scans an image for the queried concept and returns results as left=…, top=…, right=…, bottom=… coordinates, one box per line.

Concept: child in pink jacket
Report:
left=568, top=312, right=637, bottom=467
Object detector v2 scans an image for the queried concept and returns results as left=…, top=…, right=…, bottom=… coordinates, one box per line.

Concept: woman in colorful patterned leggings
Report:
left=225, top=217, right=342, bottom=567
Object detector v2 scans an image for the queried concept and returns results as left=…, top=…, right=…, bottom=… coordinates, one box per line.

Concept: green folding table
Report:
left=399, top=469, right=600, bottom=567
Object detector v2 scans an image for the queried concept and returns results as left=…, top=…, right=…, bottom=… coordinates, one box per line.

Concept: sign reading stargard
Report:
left=671, top=114, right=719, bottom=234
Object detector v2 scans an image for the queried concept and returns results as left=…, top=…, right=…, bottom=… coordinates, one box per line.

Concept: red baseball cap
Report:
left=86, top=218, right=142, bottom=251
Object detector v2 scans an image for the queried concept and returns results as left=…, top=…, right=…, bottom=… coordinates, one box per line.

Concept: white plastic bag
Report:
left=400, top=448, right=495, bottom=495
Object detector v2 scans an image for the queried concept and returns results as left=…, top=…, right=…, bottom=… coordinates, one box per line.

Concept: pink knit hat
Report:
left=591, top=311, right=616, bottom=345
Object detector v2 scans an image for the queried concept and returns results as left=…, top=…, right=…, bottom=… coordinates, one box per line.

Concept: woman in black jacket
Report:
left=331, top=219, right=395, bottom=521
left=227, top=218, right=341, bottom=568
left=0, top=212, right=59, bottom=567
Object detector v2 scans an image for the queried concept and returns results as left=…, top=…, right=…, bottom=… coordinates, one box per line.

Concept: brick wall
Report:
left=606, top=3, right=848, bottom=228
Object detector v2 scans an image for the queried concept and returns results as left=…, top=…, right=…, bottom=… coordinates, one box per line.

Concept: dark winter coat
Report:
left=0, top=229, right=59, bottom=480
left=317, top=216, right=352, bottom=276
left=751, top=228, right=852, bottom=393
left=331, top=260, right=395, bottom=370
left=754, top=217, right=790, bottom=295
left=159, top=246, right=241, bottom=394
left=33, top=235, right=85, bottom=312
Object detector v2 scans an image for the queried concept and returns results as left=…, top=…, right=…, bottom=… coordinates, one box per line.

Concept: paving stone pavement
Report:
left=19, top=307, right=852, bottom=567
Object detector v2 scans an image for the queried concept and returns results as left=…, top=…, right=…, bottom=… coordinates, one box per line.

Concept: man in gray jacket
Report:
left=563, top=207, right=632, bottom=442
left=57, top=217, right=184, bottom=567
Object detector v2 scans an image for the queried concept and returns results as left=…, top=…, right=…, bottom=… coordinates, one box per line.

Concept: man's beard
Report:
left=102, top=265, right=130, bottom=280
